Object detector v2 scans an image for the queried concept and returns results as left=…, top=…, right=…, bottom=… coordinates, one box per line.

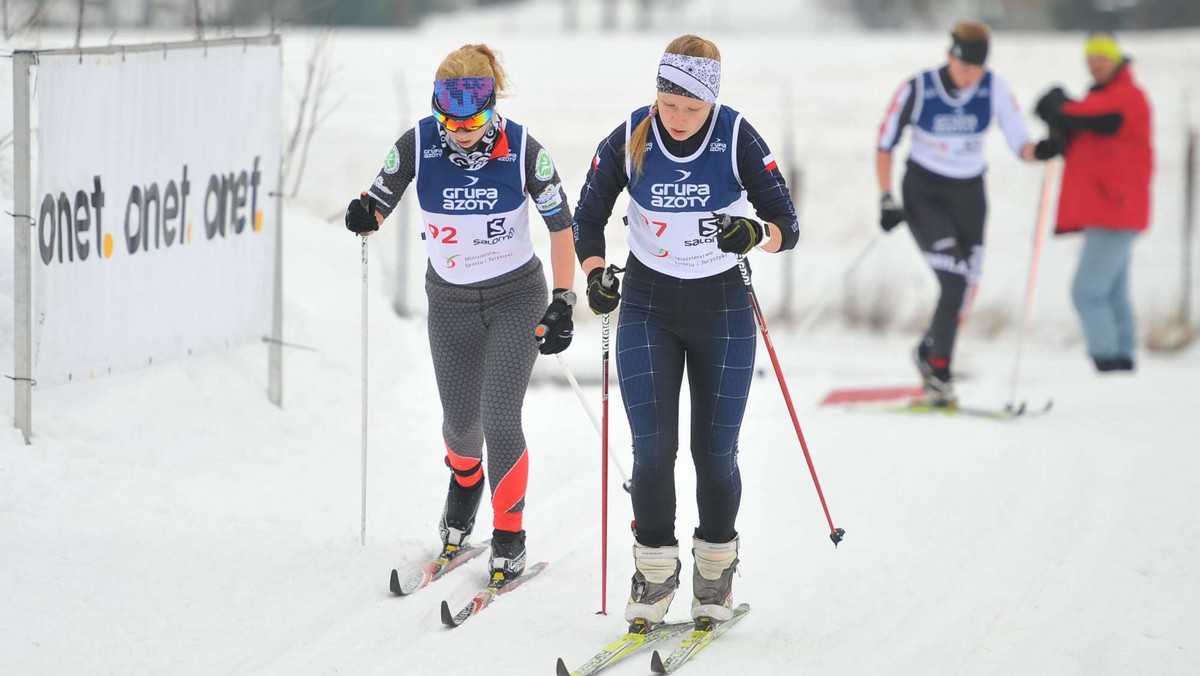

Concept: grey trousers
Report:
left=425, top=256, right=547, bottom=532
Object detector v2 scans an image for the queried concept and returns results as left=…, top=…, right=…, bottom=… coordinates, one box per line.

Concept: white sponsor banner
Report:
left=32, top=41, right=280, bottom=387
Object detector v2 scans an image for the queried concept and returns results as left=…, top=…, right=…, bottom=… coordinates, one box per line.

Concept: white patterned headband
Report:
left=656, top=52, right=721, bottom=103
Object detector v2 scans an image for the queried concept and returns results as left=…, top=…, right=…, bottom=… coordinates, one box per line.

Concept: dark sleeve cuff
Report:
left=1052, top=112, right=1124, bottom=135
left=574, top=239, right=606, bottom=265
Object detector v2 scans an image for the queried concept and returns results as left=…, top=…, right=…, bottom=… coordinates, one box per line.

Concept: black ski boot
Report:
left=438, top=478, right=484, bottom=559
left=489, top=529, right=527, bottom=585
left=914, top=340, right=956, bottom=407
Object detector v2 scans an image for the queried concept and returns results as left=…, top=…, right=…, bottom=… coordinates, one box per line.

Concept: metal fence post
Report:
left=268, top=36, right=284, bottom=408
left=13, top=51, right=34, bottom=444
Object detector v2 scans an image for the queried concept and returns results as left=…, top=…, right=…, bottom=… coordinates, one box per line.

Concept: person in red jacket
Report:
left=1035, top=32, right=1153, bottom=372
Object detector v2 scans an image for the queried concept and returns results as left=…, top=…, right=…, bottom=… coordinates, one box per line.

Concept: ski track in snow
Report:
left=2, top=12, right=1200, bottom=676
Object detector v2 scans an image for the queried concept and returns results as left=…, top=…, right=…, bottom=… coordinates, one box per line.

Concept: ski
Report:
left=820, top=385, right=925, bottom=406
left=389, top=540, right=489, bottom=596
left=555, top=619, right=694, bottom=676
left=649, top=603, right=751, bottom=674
left=886, top=398, right=1053, bottom=421
left=440, top=561, right=549, bottom=628
left=1009, top=399, right=1054, bottom=417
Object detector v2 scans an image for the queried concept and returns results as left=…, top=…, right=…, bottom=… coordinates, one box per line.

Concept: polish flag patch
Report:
left=762, top=153, right=778, bottom=172
left=593, top=154, right=601, bottom=169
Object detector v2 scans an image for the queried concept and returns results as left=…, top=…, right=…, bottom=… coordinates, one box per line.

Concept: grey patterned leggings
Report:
left=425, top=256, right=547, bottom=533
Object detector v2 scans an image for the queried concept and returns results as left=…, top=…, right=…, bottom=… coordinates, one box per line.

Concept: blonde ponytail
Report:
left=628, top=104, right=657, bottom=178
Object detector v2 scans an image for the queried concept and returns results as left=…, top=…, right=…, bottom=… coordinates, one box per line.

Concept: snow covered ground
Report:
left=3, top=7, right=1200, bottom=675
left=2, top=204, right=1199, bottom=675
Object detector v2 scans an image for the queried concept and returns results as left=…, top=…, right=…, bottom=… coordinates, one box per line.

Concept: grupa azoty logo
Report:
left=650, top=169, right=710, bottom=209
left=442, top=173, right=498, bottom=210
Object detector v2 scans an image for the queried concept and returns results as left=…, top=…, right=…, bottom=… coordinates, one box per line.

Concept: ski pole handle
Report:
left=358, top=191, right=375, bottom=237
left=601, top=266, right=617, bottom=289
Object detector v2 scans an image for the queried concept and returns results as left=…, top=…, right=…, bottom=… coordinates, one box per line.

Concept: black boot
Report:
left=439, top=478, right=484, bottom=549
left=1094, top=356, right=1135, bottom=373
left=915, top=340, right=955, bottom=406
left=489, top=529, right=527, bottom=583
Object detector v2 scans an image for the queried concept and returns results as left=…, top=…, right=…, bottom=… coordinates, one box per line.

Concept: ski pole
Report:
left=553, top=353, right=632, bottom=492
left=600, top=308, right=611, bottom=615
left=596, top=264, right=624, bottom=614
left=736, top=253, right=845, bottom=547
left=359, top=192, right=371, bottom=547
left=794, top=232, right=884, bottom=335
left=1006, top=160, right=1058, bottom=411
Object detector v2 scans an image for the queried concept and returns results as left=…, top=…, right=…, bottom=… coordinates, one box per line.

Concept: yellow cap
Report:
left=1085, top=33, right=1123, bottom=63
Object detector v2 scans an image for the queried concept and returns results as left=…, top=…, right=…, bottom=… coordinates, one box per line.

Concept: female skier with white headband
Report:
left=573, top=34, right=799, bottom=628
left=345, top=44, right=576, bottom=585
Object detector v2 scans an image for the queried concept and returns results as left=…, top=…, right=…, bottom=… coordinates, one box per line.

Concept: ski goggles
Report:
left=432, top=104, right=494, bottom=132
left=432, top=76, right=496, bottom=132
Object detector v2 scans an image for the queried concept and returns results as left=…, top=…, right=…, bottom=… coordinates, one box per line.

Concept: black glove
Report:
left=880, top=193, right=905, bottom=232
left=1035, top=86, right=1068, bottom=122
left=713, top=213, right=768, bottom=255
left=586, top=265, right=622, bottom=315
left=345, top=192, right=379, bottom=234
left=1033, top=136, right=1065, bottom=161
left=536, top=289, right=575, bottom=355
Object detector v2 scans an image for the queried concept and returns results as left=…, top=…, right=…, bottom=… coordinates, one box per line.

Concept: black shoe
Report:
left=439, top=479, right=484, bottom=547
left=1094, top=356, right=1135, bottom=373
left=489, top=529, right=527, bottom=583
left=914, top=341, right=955, bottom=405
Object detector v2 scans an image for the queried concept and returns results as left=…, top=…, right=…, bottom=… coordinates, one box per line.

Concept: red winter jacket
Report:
left=1054, top=64, right=1153, bottom=235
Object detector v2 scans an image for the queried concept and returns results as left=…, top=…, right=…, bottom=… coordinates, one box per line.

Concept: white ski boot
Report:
left=691, top=535, right=739, bottom=622
left=625, top=542, right=681, bottom=626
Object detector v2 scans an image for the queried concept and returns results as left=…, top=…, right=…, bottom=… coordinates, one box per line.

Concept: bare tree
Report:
left=6, top=0, right=54, bottom=38
left=562, top=0, right=577, bottom=31
left=74, top=0, right=84, bottom=47
left=192, top=0, right=204, bottom=38
left=284, top=32, right=343, bottom=197
left=602, top=0, right=617, bottom=30
left=282, top=36, right=319, bottom=184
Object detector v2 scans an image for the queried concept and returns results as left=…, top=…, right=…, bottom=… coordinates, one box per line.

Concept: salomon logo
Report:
left=474, top=217, right=515, bottom=246
left=684, top=216, right=720, bottom=247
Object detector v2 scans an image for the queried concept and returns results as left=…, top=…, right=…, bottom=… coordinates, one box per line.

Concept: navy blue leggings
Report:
left=616, top=255, right=757, bottom=547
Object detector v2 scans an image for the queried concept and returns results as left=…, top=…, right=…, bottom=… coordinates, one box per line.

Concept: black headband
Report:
left=950, top=33, right=989, bottom=66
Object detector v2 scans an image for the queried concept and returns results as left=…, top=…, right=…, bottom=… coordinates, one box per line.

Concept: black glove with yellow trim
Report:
left=714, top=212, right=767, bottom=255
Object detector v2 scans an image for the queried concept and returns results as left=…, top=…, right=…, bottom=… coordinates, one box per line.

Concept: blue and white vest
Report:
left=624, top=104, right=751, bottom=279
left=413, top=115, right=533, bottom=284
left=909, top=69, right=995, bottom=179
